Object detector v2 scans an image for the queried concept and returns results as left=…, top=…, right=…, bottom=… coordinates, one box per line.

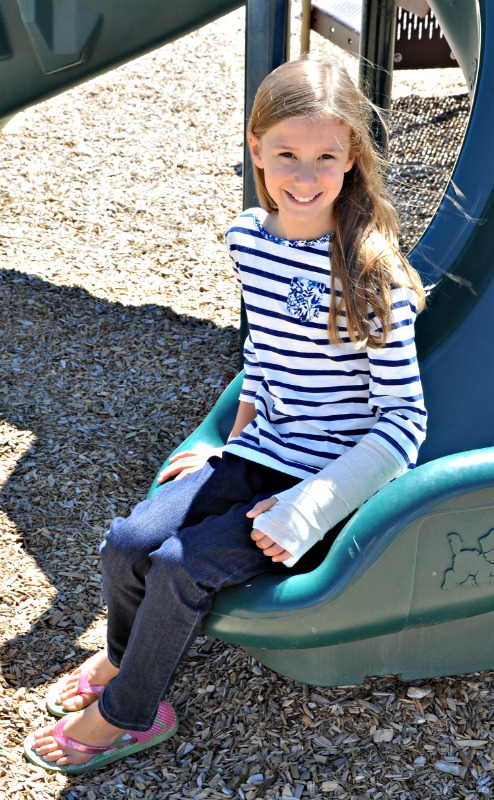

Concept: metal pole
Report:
left=243, top=0, right=291, bottom=208
left=239, top=0, right=291, bottom=360
left=300, top=0, right=311, bottom=55
left=359, top=0, right=397, bottom=152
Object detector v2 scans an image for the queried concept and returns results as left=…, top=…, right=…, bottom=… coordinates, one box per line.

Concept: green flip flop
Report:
left=46, top=654, right=106, bottom=717
left=23, top=702, right=178, bottom=775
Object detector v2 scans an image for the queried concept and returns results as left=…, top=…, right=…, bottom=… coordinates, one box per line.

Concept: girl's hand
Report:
left=157, top=448, right=224, bottom=484
left=247, top=497, right=294, bottom=563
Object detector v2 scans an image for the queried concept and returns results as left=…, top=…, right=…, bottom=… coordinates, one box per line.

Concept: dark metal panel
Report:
left=0, top=0, right=243, bottom=124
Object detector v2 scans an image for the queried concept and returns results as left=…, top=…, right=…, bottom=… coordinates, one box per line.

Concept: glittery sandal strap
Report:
left=52, top=717, right=136, bottom=755
left=46, top=653, right=107, bottom=717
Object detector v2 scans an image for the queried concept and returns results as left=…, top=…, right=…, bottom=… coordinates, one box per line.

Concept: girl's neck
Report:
left=264, top=210, right=334, bottom=242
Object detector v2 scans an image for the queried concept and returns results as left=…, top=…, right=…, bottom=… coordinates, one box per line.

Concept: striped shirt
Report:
left=224, top=208, right=427, bottom=480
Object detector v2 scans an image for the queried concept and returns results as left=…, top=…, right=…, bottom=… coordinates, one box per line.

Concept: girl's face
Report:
left=248, top=115, right=355, bottom=241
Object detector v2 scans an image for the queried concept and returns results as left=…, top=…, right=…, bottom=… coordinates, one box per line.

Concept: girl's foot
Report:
left=24, top=700, right=178, bottom=774
left=50, top=650, right=119, bottom=713
left=32, top=702, right=126, bottom=767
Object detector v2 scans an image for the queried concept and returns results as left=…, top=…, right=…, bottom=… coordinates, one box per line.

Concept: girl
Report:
left=24, top=58, right=427, bottom=774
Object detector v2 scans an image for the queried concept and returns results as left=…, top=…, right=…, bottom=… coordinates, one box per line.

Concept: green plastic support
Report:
left=207, top=448, right=494, bottom=685
left=16, top=0, right=103, bottom=75
left=0, top=7, right=12, bottom=59
left=0, top=0, right=242, bottom=125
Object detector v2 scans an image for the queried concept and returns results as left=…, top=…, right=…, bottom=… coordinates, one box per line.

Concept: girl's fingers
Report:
left=158, top=453, right=204, bottom=483
left=249, top=502, right=293, bottom=561
left=246, top=497, right=278, bottom=518
left=271, top=550, right=293, bottom=562
left=251, top=530, right=273, bottom=547
left=158, top=448, right=224, bottom=484
left=158, top=460, right=198, bottom=483
left=251, top=530, right=293, bottom=561
left=168, top=450, right=197, bottom=462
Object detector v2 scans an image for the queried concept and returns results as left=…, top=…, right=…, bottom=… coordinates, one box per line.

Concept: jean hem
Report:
left=106, top=647, right=122, bottom=670
left=97, top=695, right=156, bottom=732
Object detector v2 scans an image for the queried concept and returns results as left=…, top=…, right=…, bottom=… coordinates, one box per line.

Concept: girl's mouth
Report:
left=287, top=191, right=319, bottom=204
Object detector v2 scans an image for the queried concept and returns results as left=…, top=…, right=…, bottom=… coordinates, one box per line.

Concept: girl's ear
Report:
left=247, top=132, right=263, bottom=168
left=344, top=149, right=356, bottom=173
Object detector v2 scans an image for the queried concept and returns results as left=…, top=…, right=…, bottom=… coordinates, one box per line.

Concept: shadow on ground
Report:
left=1, top=267, right=238, bottom=686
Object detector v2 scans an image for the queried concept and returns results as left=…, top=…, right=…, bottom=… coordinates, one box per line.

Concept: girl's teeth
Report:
left=291, top=194, right=316, bottom=203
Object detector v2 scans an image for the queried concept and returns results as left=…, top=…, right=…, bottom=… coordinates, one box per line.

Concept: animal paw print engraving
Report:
left=442, top=528, right=494, bottom=590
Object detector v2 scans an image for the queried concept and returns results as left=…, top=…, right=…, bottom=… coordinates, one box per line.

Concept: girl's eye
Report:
left=321, top=153, right=335, bottom=160
left=279, top=152, right=294, bottom=159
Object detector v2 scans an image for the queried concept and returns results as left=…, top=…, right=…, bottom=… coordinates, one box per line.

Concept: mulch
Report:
left=1, top=3, right=491, bottom=799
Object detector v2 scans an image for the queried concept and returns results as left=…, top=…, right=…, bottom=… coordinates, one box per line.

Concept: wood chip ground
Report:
left=1, top=3, right=491, bottom=799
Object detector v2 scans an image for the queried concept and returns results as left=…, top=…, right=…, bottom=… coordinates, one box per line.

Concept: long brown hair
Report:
left=248, top=58, right=425, bottom=347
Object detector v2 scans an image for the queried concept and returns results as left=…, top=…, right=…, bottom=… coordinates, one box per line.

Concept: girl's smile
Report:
left=292, top=194, right=317, bottom=203
left=248, top=116, right=355, bottom=240
left=288, top=192, right=320, bottom=203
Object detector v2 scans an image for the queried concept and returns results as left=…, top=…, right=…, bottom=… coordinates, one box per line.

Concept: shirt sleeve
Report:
left=226, top=221, right=264, bottom=405
left=364, top=285, right=427, bottom=469
left=239, top=333, right=264, bottom=403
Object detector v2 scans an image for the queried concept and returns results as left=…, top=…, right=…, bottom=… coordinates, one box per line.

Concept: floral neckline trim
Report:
left=253, top=212, right=333, bottom=248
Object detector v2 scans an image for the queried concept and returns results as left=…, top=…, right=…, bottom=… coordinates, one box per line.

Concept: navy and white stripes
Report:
left=224, top=209, right=427, bottom=479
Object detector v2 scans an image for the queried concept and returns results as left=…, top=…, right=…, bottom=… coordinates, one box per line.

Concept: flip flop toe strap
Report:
left=77, top=658, right=106, bottom=699
left=52, top=718, right=136, bottom=755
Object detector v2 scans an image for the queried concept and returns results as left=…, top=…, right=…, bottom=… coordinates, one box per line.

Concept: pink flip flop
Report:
left=45, top=654, right=107, bottom=717
left=24, top=701, right=178, bottom=774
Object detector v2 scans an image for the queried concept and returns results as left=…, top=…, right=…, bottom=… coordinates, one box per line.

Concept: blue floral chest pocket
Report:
left=286, top=277, right=326, bottom=323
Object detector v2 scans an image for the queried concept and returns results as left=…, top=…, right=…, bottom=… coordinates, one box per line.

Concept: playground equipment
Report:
left=4, top=0, right=494, bottom=684
left=0, top=0, right=242, bottom=126
left=304, top=0, right=458, bottom=71
left=150, top=0, right=494, bottom=685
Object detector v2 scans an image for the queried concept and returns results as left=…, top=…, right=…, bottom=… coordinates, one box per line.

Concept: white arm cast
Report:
left=253, top=438, right=402, bottom=568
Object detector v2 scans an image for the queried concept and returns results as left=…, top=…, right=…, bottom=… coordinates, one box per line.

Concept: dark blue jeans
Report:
left=98, top=452, right=298, bottom=730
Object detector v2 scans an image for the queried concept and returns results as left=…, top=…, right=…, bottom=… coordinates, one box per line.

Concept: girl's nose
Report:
left=295, top=160, right=316, bottom=184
